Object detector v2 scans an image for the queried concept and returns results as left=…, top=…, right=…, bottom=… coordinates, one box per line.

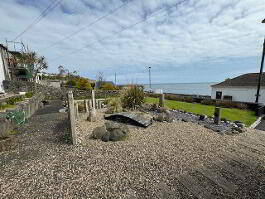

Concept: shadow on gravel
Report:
left=175, top=154, right=265, bottom=199
left=35, top=100, right=63, bottom=116
left=0, top=149, right=40, bottom=167
left=48, top=117, right=72, bottom=145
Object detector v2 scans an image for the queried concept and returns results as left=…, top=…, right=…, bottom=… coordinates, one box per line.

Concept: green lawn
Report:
left=0, top=104, right=16, bottom=110
left=145, top=97, right=257, bottom=126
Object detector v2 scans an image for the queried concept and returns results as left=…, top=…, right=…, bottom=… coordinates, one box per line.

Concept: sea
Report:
left=143, top=82, right=217, bottom=96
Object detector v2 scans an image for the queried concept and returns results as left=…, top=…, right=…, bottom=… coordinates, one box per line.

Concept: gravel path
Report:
left=0, top=101, right=264, bottom=198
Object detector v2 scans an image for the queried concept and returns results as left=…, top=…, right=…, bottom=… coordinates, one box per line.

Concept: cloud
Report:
left=0, top=0, right=264, bottom=83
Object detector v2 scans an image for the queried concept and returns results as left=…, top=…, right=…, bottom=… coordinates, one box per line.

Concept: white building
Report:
left=0, top=44, right=12, bottom=93
left=211, top=73, right=265, bottom=104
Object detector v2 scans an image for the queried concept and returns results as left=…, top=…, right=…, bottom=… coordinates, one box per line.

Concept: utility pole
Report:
left=255, top=19, right=265, bottom=103
left=148, top=66, right=151, bottom=89
left=115, top=73, right=117, bottom=86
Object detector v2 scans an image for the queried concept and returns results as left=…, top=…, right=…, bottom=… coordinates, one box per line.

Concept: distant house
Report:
left=211, top=73, right=265, bottom=104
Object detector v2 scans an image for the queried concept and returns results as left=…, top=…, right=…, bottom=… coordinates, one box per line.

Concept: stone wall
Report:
left=3, top=80, right=65, bottom=99
left=3, top=81, right=121, bottom=100
left=0, top=93, right=45, bottom=152
left=73, top=89, right=121, bottom=99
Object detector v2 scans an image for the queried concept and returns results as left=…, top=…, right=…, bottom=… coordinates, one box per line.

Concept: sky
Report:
left=0, top=0, right=264, bottom=84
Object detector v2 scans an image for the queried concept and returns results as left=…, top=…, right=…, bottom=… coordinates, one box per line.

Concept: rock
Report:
left=236, top=123, right=245, bottom=128
left=91, top=126, right=107, bottom=139
left=101, top=132, right=110, bottom=142
left=153, top=112, right=173, bottom=123
left=109, top=128, right=128, bottom=141
left=182, top=118, right=189, bottom=122
left=232, top=126, right=246, bottom=133
left=154, top=114, right=165, bottom=122
left=199, top=114, right=207, bottom=121
left=157, top=107, right=169, bottom=113
left=105, top=121, right=129, bottom=133
left=165, top=114, right=174, bottom=123
left=150, top=103, right=159, bottom=111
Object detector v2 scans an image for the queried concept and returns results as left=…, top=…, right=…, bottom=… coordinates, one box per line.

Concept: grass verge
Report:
left=145, top=97, right=257, bottom=126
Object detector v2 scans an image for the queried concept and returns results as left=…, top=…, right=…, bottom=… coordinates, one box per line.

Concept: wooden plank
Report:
left=178, top=174, right=217, bottom=199
left=196, top=166, right=238, bottom=193
left=213, top=158, right=247, bottom=180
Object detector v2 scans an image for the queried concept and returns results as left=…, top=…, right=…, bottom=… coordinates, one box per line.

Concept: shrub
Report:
left=106, top=98, right=123, bottom=114
left=79, top=78, right=92, bottom=90
left=25, top=91, right=33, bottom=98
left=6, top=96, right=24, bottom=105
left=201, top=99, right=216, bottom=106
left=122, top=85, right=145, bottom=109
left=102, top=83, right=116, bottom=90
left=66, top=79, right=76, bottom=87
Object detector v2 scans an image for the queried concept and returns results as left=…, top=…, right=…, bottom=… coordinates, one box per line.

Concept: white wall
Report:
left=0, top=52, right=5, bottom=93
left=211, top=86, right=265, bottom=104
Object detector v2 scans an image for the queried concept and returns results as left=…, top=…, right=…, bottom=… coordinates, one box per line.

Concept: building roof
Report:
left=0, top=44, right=8, bottom=51
left=212, top=73, right=265, bottom=87
left=8, top=51, right=22, bottom=56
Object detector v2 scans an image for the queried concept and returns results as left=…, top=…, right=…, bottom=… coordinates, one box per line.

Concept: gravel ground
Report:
left=0, top=100, right=261, bottom=198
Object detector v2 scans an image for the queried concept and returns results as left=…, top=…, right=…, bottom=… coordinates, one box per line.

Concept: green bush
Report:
left=102, top=83, right=116, bottom=90
left=66, top=80, right=76, bottom=87
left=6, top=96, right=24, bottom=105
left=25, top=92, right=34, bottom=98
left=122, top=85, right=145, bottom=109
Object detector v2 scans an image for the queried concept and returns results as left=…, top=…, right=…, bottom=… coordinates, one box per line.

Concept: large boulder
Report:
left=91, top=122, right=129, bottom=142
left=105, top=121, right=129, bottom=134
left=91, top=126, right=107, bottom=139
left=109, top=128, right=128, bottom=141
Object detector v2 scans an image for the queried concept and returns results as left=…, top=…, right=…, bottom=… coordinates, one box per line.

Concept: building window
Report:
left=216, top=91, right=222, bottom=99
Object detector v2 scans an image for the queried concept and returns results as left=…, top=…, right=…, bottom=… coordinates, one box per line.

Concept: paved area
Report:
left=255, top=116, right=265, bottom=131
left=0, top=100, right=265, bottom=198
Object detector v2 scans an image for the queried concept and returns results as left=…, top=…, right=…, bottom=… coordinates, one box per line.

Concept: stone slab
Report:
left=104, top=112, right=152, bottom=127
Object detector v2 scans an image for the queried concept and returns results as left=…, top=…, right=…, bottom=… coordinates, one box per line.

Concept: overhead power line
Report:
left=12, top=0, right=63, bottom=41
left=50, top=0, right=188, bottom=62
left=42, top=0, right=133, bottom=51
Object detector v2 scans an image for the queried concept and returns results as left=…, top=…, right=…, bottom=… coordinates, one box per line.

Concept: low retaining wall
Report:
left=0, top=93, right=45, bottom=151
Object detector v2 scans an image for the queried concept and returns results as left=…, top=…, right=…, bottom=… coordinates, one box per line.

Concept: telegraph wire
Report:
left=42, top=0, right=133, bottom=51
left=50, top=0, right=188, bottom=62
left=12, top=0, right=64, bottom=41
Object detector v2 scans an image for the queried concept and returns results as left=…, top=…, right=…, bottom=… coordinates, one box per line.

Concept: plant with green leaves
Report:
left=25, top=92, right=34, bottom=98
left=106, top=98, right=123, bottom=114
left=122, top=85, right=145, bottom=109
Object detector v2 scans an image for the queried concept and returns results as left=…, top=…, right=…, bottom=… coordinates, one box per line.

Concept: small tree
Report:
left=58, top=65, right=66, bottom=77
left=102, top=83, right=115, bottom=90
left=18, top=51, right=48, bottom=82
